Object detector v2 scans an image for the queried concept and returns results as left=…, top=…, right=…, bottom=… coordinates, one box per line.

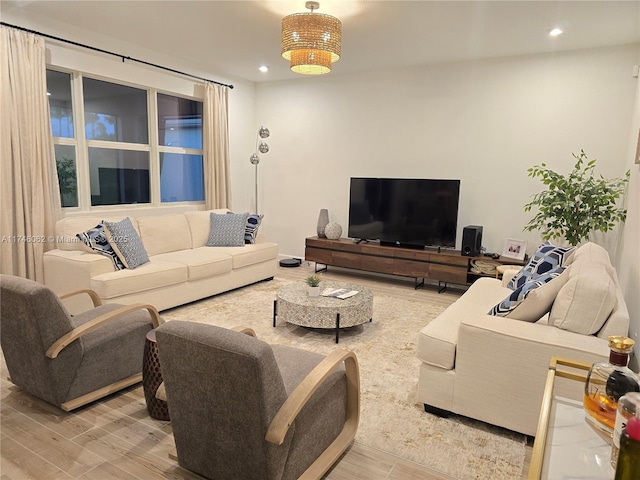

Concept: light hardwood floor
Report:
left=1, top=262, right=532, bottom=479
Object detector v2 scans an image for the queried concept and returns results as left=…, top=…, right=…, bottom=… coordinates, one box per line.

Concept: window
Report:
left=157, top=93, right=204, bottom=203
left=83, top=78, right=149, bottom=206
left=47, top=70, right=78, bottom=207
left=46, top=70, right=204, bottom=208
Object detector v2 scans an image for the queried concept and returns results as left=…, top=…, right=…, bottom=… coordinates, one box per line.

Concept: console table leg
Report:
left=273, top=299, right=277, bottom=327
left=415, top=277, right=425, bottom=290
left=335, top=313, right=340, bottom=344
left=315, top=263, right=328, bottom=273
left=438, top=281, right=448, bottom=294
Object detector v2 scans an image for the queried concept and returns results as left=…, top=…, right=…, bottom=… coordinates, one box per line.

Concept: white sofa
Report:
left=416, top=242, right=630, bottom=436
left=43, top=210, right=278, bottom=313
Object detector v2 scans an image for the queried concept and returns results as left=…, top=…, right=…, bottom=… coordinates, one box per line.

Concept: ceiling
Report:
left=2, top=1, right=639, bottom=83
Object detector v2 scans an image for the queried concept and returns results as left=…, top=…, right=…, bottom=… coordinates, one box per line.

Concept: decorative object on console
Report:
left=469, top=258, right=501, bottom=276
left=249, top=125, right=270, bottom=214
left=584, top=336, right=640, bottom=437
left=103, top=217, right=150, bottom=269
left=324, top=222, right=342, bottom=240
left=524, top=150, right=630, bottom=246
left=281, top=1, right=341, bottom=75
left=501, top=238, right=527, bottom=261
left=317, top=208, right=329, bottom=237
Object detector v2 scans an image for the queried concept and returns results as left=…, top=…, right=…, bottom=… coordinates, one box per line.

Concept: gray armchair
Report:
left=0, top=274, right=162, bottom=411
left=155, top=321, right=360, bottom=480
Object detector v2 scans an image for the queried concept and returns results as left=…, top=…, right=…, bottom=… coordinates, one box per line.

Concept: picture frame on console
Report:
left=502, top=238, right=527, bottom=261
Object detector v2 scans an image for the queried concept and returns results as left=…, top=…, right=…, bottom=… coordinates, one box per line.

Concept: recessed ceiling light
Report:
left=549, top=28, right=563, bottom=37
left=259, top=65, right=269, bottom=73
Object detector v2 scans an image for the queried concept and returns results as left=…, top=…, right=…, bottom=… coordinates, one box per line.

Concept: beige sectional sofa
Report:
left=416, top=242, right=630, bottom=436
left=43, top=210, right=278, bottom=313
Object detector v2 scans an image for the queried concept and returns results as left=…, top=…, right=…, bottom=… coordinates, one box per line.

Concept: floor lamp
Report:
left=249, top=126, right=270, bottom=214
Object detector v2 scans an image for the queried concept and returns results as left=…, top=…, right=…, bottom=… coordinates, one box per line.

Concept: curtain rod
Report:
left=1, top=22, right=234, bottom=89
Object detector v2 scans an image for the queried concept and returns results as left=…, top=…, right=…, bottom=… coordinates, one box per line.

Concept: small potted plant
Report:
left=305, top=274, right=322, bottom=297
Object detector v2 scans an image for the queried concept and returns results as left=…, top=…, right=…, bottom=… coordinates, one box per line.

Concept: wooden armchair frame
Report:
left=236, top=326, right=360, bottom=480
left=48, top=289, right=163, bottom=411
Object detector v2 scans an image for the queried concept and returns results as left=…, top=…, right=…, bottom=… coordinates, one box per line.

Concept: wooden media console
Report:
left=305, top=236, right=524, bottom=291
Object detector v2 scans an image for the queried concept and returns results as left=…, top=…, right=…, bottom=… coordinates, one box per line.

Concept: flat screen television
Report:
left=347, top=177, right=460, bottom=249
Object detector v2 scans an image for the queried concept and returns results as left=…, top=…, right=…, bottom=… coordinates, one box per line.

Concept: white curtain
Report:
left=0, top=26, right=61, bottom=281
left=203, top=82, right=231, bottom=209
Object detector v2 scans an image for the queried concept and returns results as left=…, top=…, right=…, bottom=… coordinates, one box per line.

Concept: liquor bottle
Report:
left=614, top=412, right=640, bottom=480
left=584, top=336, right=640, bottom=437
left=612, top=392, right=640, bottom=469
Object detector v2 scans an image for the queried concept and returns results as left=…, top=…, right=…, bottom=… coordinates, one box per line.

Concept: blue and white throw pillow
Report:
left=244, top=214, right=263, bottom=244
left=507, top=242, right=574, bottom=290
left=76, top=224, right=125, bottom=270
left=207, top=212, right=250, bottom=247
left=490, top=266, right=567, bottom=320
left=103, top=217, right=150, bottom=269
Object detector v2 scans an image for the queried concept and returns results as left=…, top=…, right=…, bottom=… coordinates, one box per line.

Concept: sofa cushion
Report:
left=207, top=212, right=250, bottom=247
left=550, top=267, right=617, bottom=335
left=91, top=260, right=187, bottom=299
left=185, top=209, right=231, bottom=248
left=76, top=224, right=125, bottom=270
left=507, top=242, right=574, bottom=290
left=103, top=217, right=150, bottom=269
left=416, top=278, right=510, bottom=370
left=152, top=248, right=233, bottom=281
left=207, top=242, right=279, bottom=269
left=55, top=216, right=128, bottom=252
left=137, top=214, right=192, bottom=256
left=245, top=214, right=263, bottom=244
left=565, top=242, right=616, bottom=277
left=489, top=267, right=568, bottom=322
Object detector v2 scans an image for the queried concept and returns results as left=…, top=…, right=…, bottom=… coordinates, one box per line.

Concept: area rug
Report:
left=161, top=278, right=526, bottom=479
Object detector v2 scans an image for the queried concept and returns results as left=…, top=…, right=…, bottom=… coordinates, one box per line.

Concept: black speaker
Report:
left=461, top=225, right=483, bottom=257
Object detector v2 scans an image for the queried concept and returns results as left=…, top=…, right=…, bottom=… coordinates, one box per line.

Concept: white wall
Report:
left=255, top=44, right=639, bottom=264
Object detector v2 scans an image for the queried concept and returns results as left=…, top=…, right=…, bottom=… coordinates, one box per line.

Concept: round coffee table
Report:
left=274, top=281, right=373, bottom=343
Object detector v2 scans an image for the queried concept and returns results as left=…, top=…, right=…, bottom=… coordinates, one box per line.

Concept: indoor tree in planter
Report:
left=524, top=150, right=630, bottom=246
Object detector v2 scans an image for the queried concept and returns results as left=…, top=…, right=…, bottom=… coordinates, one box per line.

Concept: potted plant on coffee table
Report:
left=523, top=150, right=630, bottom=246
left=305, top=274, right=322, bottom=297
